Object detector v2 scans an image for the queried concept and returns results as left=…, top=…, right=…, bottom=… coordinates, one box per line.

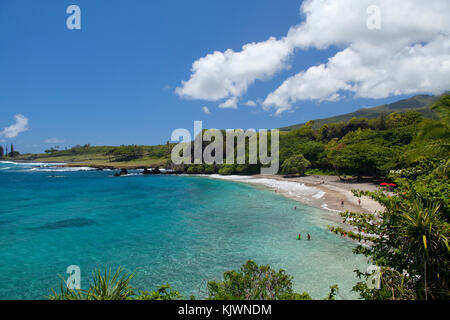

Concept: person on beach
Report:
left=341, top=200, right=344, bottom=207
left=358, top=199, right=361, bottom=206
left=307, top=233, right=311, bottom=240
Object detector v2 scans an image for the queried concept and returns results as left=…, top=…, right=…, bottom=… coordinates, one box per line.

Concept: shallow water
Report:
left=0, top=161, right=367, bottom=299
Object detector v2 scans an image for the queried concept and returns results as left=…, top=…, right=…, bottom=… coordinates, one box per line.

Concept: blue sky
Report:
left=1, top=0, right=448, bottom=153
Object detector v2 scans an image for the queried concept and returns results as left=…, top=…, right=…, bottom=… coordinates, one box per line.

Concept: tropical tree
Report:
left=398, top=201, right=450, bottom=299
left=329, top=160, right=450, bottom=300
left=207, top=260, right=311, bottom=300
left=281, top=154, right=310, bottom=176
left=49, top=267, right=134, bottom=300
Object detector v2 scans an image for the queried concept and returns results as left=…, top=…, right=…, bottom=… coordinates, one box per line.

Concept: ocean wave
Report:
left=0, top=161, right=67, bottom=167
left=321, top=204, right=341, bottom=213
left=0, top=161, right=17, bottom=165
left=113, top=173, right=141, bottom=177
left=28, top=167, right=96, bottom=172
left=312, top=191, right=326, bottom=199
left=208, top=174, right=326, bottom=203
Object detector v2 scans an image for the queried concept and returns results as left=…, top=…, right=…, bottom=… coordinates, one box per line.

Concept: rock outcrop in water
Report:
left=114, top=168, right=128, bottom=176
left=142, top=167, right=161, bottom=175
left=152, top=167, right=161, bottom=174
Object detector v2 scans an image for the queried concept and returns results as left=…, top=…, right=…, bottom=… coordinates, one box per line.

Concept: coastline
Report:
left=207, top=174, right=383, bottom=217
left=4, top=160, right=383, bottom=216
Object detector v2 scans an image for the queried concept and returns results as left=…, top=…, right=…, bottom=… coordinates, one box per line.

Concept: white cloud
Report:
left=244, top=100, right=257, bottom=107
left=0, top=114, right=29, bottom=138
left=219, top=97, right=239, bottom=109
left=176, top=0, right=450, bottom=114
left=202, top=106, right=211, bottom=114
left=286, top=0, right=450, bottom=50
left=44, top=138, right=65, bottom=144
left=264, top=0, right=450, bottom=113
left=176, top=37, right=293, bottom=104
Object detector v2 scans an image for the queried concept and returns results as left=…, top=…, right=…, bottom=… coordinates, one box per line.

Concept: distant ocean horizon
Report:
left=0, top=161, right=367, bottom=299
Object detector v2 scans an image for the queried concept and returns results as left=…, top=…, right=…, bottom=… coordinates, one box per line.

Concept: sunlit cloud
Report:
left=0, top=114, right=29, bottom=138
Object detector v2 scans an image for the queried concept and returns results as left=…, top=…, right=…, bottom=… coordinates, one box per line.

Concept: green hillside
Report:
left=280, top=94, right=443, bottom=131
left=14, top=144, right=171, bottom=169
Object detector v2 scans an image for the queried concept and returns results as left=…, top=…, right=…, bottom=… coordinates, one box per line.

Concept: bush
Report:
left=218, top=164, right=236, bottom=175
left=281, top=154, right=310, bottom=176
left=207, top=260, right=311, bottom=300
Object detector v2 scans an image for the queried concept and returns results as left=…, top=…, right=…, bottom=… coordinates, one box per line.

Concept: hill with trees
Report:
left=172, top=94, right=448, bottom=181
left=280, top=93, right=443, bottom=131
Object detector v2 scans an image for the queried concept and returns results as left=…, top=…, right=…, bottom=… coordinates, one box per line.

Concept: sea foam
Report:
left=208, top=175, right=326, bottom=207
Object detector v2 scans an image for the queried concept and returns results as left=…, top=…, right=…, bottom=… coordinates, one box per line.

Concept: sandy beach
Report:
left=209, top=174, right=384, bottom=220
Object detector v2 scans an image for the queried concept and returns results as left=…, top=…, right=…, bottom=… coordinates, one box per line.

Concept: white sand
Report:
left=208, top=174, right=384, bottom=216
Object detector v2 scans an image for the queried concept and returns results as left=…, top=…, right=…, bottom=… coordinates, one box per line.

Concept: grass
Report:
left=14, top=148, right=170, bottom=169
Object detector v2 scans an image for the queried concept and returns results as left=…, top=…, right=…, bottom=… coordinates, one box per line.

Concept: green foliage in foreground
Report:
left=329, top=160, right=450, bottom=300
left=207, top=260, right=312, bottom=300
left=49, top=267, right=135, bottom=300
left=50, top=261, right=341, bottom=300
left=49, top=267, right=182, bottom=300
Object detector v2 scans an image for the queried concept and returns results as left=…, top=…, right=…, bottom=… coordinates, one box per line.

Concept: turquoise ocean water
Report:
left=0, top=161, right=367, bottom=299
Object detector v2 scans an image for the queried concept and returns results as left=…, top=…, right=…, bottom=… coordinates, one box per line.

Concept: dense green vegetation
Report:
left=330, top=159, right=449, bottom=299
left=207, top=260, right=312, bottom=300
left=49, top=261, right=329, bottom=300
left=172, top=95, right=446, bottom=179
left=329, top=95, right=450, bottom=300
left=280, top=154, right=310, bottom=176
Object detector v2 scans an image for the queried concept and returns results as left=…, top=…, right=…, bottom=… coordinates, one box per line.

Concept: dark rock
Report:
left=152, top=167, right=161, bottom=174
left=114, top=168, right=128, bottom=176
